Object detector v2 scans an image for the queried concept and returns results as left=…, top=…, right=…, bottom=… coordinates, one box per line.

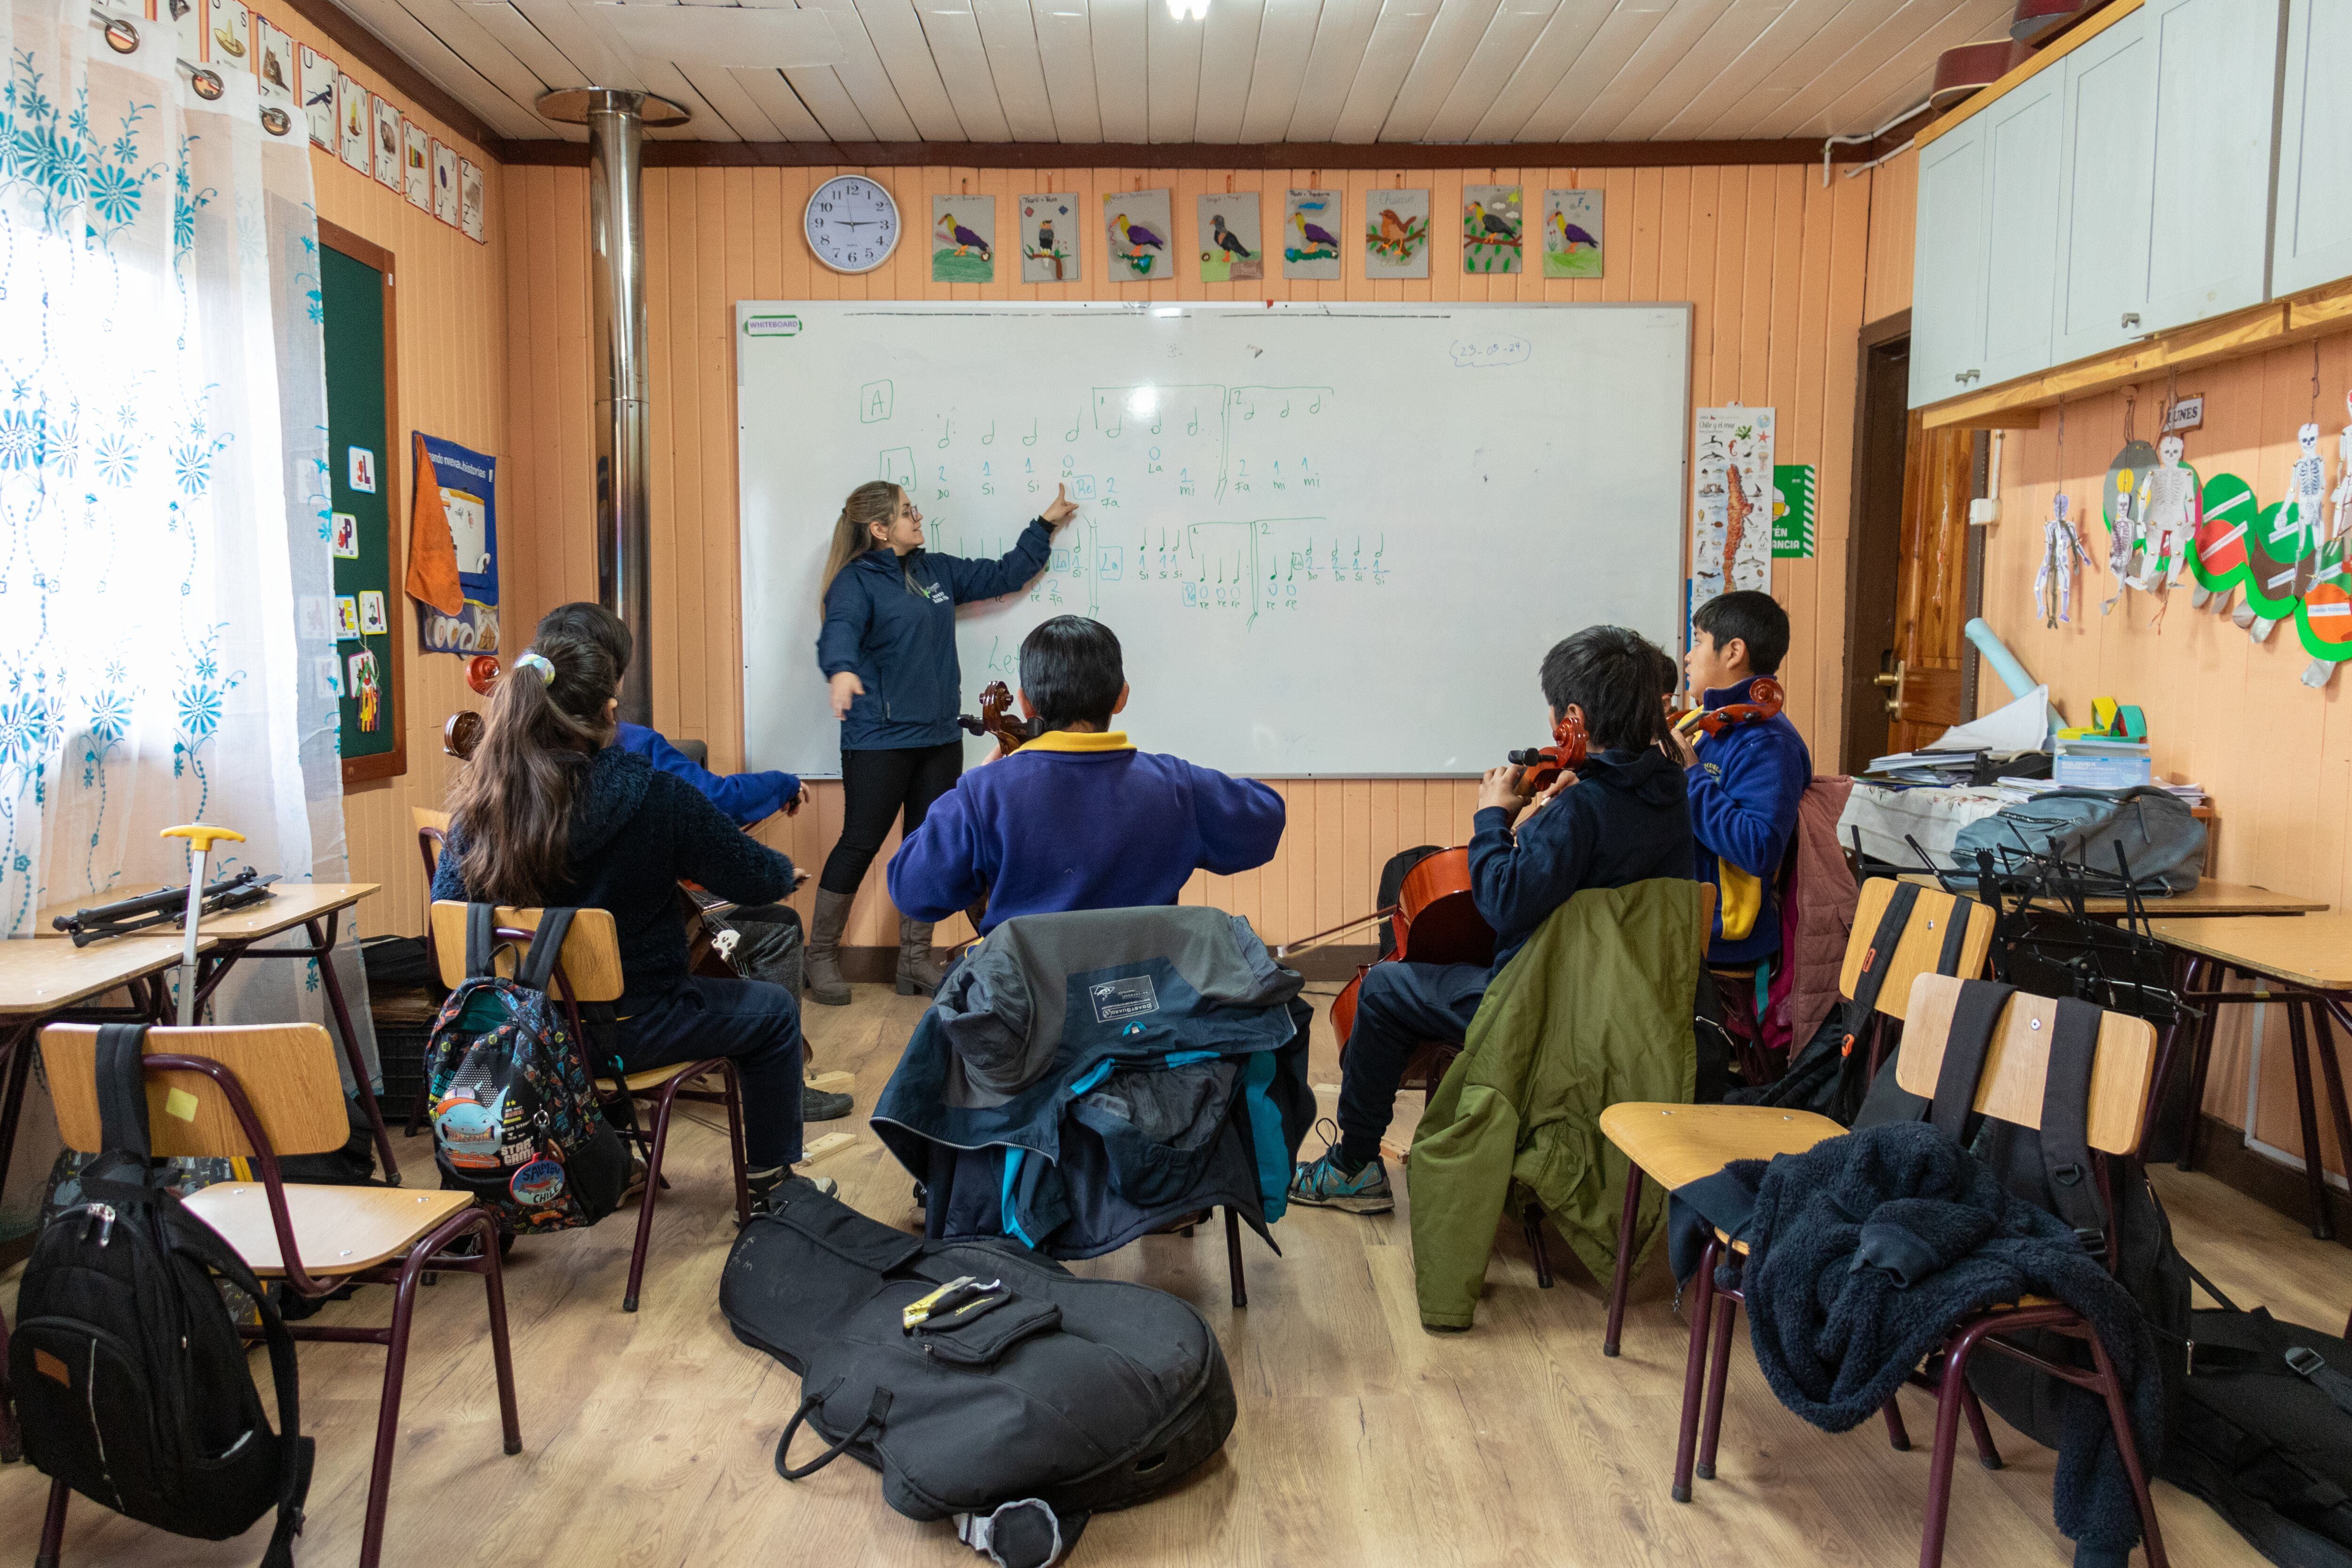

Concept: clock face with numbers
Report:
left=803, top=176, right=899, bottom=274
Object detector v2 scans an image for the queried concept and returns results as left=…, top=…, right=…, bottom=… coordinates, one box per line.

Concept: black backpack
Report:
left=1853, top=982, right=2193, bottom=1455
left=423, top=904, right=628, bottom=1235
left=8, top=1024, right=312, bottom=1566
left=722, top=1185, right=1234, bottom=1567
left=2163, top=1286, right=2352, bottom=1567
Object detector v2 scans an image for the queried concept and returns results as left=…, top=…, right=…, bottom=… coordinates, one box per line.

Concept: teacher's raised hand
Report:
left=1041, top=483, right=1079, bottom=526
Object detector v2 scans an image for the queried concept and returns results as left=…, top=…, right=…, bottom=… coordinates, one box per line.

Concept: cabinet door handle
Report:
left=1955, top=372, right=1970, bottom=383
left=2121, top=311, right=2141, bottom=330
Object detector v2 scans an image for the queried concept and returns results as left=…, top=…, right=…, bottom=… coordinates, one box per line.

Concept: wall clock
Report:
left=804, top=175, right=899, bottom=274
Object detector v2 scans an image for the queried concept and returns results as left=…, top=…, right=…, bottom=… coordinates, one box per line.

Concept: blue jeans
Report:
left=616, top=976, right=804, bottom=1167
left=1335, top=960, right=1490, bottom=1159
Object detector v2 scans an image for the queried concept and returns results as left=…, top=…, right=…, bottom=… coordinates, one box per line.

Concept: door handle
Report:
left=1873, top=660, right=1907, bottom=717
left=2121, top=311, right=2141, bottom=330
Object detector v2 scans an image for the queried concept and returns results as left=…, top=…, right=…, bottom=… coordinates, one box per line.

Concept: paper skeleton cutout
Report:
left=2037, top=492, right=2091, bottom=627
left=2137, top=436, right=2197, bottom=589
left=2247, top=422, right=2328, bottom=643
left=2289, top=421, right=2327, bottom=596
left=2334, top=393, right=2352, bottom=547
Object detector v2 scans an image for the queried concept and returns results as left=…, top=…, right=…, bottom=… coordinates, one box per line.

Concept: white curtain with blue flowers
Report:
left=0, top=0, right=367, bottom=1053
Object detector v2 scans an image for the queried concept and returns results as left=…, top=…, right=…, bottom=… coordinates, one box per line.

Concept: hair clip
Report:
left=514, top=651, right=556, bottom=686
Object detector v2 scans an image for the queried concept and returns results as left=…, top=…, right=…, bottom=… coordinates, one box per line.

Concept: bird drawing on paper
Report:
left=1210, top=214, right=1253, bottom=260
left=1376, top=208, right=1410, bottom=245
left=1470, top=201, right=1519, bottom=244
left=1035, top=219, right=1055, bottom=253
left=305, top=83, right=334, bottom=109
left=1549, top=212, right=1597, bottom=251
left=937, top=212, right=992, bottom=259
left=1290, top=210, right=1339, bottom=251
left=1110, top=213, right=1165, bottom=255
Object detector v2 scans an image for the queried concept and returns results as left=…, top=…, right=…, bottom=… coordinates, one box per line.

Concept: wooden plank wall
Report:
left=252, top=0, right=510, bottom=941
left=1987, top=325, right=2352, bottom=1166
left=478, top=159, right=1889, bottom=952
left=1861, top=145, right=1916, bottom=323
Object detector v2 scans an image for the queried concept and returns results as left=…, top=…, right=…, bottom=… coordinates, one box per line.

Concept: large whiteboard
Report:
left=737, top=301, right=1690, bottom=777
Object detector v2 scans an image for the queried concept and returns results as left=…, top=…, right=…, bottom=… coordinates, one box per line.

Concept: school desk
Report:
left=1898, top=872, right=2327, bottom=918
left=2147, top=914, right=2352, bottom=1244
left=180, top=882, right=400, bottom=1188
left=0, top=933, right=222, bottom=1464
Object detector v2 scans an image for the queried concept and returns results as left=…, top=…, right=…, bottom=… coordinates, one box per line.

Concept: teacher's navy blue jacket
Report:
left=887, top=730, right=1286, bottom=932
left=1468, top=746, right=1693, bottom=976
left=817, top=523, right=1054, bottom=751
left=613, top=721, right=799, bottom=827
left=1685, top=675, right=1812, bottom=964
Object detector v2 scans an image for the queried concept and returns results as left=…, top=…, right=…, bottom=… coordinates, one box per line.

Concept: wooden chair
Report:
left=1671, top=973, right=2167, bottom=1568
left=429, top=901, right=750, bottom=1313
left=1600, top=878, right=1996, bottom=1354
left=34, top=1022, right=519, bottom=1568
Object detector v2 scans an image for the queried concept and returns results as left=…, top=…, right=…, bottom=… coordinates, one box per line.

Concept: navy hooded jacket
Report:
left=431, top=747, right=795, bottom=1006
left=613, top=721, right=799, bottom=826
left=1685, top=675, right=1812, bottom=964
left=816, top=522, right=1054, bottom=751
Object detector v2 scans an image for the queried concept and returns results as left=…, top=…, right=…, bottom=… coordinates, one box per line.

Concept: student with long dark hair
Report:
left=431, top=623, right=826, bottom=1207
left=810, top=478, right=1077, bottom=1004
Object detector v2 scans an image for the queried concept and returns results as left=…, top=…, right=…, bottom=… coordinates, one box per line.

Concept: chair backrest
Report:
left=1836, top=878, right=1995, bottom=1021
left=413, top=807, right=449, bottom=879
left=429, top=900, right=625, bottom=1002
left=40, top=1022, right=350, bottom=1159
left=1894, top=972, right=2156, bottom=1154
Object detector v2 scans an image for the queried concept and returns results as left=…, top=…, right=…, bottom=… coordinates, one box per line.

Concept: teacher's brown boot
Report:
left=805, top=889, right=853, bottom=1006
left=896, top=916, right=948, bottom=997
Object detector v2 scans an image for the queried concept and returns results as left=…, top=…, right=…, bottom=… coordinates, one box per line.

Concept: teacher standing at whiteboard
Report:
left=808, top=478, right=1079, bottom=1004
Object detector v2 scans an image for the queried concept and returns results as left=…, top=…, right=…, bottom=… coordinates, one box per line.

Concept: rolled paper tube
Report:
left=1963, top=617, right=2066, bottom=733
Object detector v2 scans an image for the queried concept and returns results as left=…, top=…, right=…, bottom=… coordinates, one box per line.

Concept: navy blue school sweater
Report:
left=613, top=721, right=799, bottom=827
left=1685, top=675, right=1812, bottom=964
left=431, top=747, right=795, bottom=1006
left=1469, top=746, right=1694, bottom=976
left=817, top=524, right=1054, bottom=752
left=886, top=731, right=1286, bottom=932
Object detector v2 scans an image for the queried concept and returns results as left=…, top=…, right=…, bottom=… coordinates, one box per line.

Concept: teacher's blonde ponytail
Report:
left=820, top=481, right=902, bottom=603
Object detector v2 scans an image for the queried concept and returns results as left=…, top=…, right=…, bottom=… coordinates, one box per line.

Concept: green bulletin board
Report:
left=321, top=237, right=406, bottom=782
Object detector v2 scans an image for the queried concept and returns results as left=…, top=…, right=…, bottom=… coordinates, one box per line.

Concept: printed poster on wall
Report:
left=402, top=123, right=431, bottom=211
left=1692, top=404, right=1775, bottom=596
left=1772, top=464, right=1815, bottom=559
left=459, top=158, right=485, bottom=243
left=408, top=434, right=501, bottom=655
left=255, top=17, right=294, bottom=98
left=338, top=74, right=370, bottom=173
left=433, top=140, right=460, bottom=226
left=208, top=0, right=249, bottom=66
left=373, top=97, right=402, bottom=190
left=299, top=45, right=337, bottom=148
left=930, top=194, right=994, bottom=283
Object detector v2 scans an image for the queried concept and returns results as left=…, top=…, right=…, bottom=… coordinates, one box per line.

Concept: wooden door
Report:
left=1881, top=419, right=1977, bottom=755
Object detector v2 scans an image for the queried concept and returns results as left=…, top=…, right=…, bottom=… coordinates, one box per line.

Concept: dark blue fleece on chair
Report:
left=1711, top=1122, right=2161, bottom=1561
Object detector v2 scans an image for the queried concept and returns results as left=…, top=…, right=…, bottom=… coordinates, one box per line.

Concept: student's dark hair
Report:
left=446, top=627, right=620, bottom=906
left=1691, top=590, right=1789, bottom=676
left=1019, top=616, right=1124, bottom=731
left=537, top=602, right=632, bottom=678
left=1538, top=626, right=1679, bottom=754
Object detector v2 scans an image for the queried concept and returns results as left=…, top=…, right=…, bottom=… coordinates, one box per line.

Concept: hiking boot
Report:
left=1288, top=1148, right=1394, bottom=1214
left=802, top=1082, right=854, bottom=1121
left=896, top=916, right=948, bottom=997
left=805, top=888, right=853, bottom=1006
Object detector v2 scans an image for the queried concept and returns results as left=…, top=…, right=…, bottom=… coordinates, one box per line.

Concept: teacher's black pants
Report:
left=819, top=740, right=964, bottom=895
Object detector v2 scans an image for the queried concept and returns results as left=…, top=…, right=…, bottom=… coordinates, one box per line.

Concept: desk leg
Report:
left=2144, top=953, right=2201, bottom=1163
left=308, top=915, right=402, bottom=1188
left=2306, top=997, right=2352, bottom=1251
left=0, top=1017, right=36, bottom=1464
left=2178, top=964, right=2228, bottom=1173
left=2284, top=999, right=2335, bottom=1242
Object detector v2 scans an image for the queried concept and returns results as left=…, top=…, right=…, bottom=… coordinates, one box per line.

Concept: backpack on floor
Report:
left=722, top=1185, right=1236, bottom=1568
left=423, top=903, right=628, bottom=1235
left=9, top=1024, right=312, bottom=1566
left=2162, top=1291, right=2352, bottom=1568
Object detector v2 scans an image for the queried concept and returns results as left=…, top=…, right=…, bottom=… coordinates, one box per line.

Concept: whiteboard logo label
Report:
left=745, top=315, right=802, bottom=338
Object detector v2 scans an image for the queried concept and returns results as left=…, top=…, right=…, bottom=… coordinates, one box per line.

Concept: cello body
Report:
left=1330, top=847, right=1494, bottom=1088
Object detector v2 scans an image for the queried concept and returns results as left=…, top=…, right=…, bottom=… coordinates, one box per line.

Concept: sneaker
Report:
left=803, top=1083, right=854, bottom=1121
left=745, top=1172, right=837, bottom=1221
left=1288, top=1148, right=1393, bottom=1214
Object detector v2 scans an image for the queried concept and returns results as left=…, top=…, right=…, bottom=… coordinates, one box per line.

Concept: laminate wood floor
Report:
left=4, top=984, right=2345, bottom=1567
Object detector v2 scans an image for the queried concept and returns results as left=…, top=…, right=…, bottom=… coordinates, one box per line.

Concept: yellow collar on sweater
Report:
left=1020, top=730, right=1134, bottom=754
